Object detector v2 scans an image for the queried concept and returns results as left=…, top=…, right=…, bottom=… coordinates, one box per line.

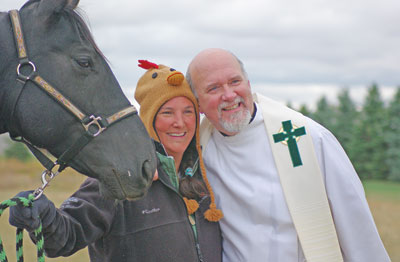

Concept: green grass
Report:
left=363, top=180, right=400, bottom=201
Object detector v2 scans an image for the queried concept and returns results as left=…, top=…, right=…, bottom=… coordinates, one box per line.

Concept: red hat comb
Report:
left=138, top=60, right=159, bottom=69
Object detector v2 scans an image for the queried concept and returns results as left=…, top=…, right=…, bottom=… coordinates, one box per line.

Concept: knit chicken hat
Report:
left=135, top=60, right=223, bottom=222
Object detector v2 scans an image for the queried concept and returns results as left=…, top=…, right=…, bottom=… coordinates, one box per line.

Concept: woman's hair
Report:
left=179, top=176, right=208, bottom=200
left=178, top=138, right=208, bottom=200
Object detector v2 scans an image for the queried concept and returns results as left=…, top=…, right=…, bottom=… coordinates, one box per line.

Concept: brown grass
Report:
left=0, top=159, right=399, bottom=261
left=367, top=196, right=400, bottom=262
left=0, top=159, right=88, bottom=261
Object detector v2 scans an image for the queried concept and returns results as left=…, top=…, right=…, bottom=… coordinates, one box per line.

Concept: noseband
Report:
left=7, top=10, right=138, bottom=198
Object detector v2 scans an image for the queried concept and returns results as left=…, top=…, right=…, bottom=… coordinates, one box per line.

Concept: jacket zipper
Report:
left=158, top=176, right=204, bottom=262
left=190, top=215, right=204, bottom=262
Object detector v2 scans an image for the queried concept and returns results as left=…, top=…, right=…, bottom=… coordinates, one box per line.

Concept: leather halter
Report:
left=7, top=10, right=138, bottom=196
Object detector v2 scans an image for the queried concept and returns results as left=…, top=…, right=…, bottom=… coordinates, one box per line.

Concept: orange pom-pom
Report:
left=204, top=203, right=223, bottom=222
left=183, top=197, right=199, bottom=215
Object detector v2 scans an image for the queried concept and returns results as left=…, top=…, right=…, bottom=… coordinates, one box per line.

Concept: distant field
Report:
left=364, top=180, right=400, bottom=200
left=363, top=180, right=400, bottom=262
left=0, top=159, right=89, bottom=262
left=0, top=160, right=399, bottom=261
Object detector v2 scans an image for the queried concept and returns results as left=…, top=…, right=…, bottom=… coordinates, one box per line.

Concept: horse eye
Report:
left=170, top=68, right=176, bottom=72
left=152, top=72, right=158, bottom=79
left=76, top=58, right=91, bottom=68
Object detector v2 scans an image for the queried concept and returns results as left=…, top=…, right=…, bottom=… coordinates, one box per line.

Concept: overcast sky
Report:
left=3, top=0, right=399, bottom=109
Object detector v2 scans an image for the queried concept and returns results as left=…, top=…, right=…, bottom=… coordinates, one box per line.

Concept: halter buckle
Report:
left=83, top=115, right=106, bottom=137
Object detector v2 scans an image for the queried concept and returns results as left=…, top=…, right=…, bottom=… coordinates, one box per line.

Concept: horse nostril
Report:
left=142, top=160, right=153, bottom=181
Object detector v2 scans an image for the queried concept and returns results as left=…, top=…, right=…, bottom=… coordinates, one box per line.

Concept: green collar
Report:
left=157, top=152, right=179, bottom=190
left=156, top=152, right=200, bottom=191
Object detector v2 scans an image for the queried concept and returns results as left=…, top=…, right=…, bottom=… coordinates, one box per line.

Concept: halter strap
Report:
left=32, top=75, right=86, bottom=120
left=9, top=10, right=27, bottom=60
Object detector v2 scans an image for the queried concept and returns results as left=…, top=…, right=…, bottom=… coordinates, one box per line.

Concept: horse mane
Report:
left=64, top=8, right=107, bottom=61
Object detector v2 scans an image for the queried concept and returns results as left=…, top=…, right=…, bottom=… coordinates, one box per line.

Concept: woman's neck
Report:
left=170, top=153, right=183, bottom=173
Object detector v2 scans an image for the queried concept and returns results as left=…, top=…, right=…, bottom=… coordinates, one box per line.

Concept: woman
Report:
left=9, top=60, right=223, bottom=262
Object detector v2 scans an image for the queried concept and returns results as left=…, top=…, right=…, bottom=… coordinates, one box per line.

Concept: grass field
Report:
left=0, top=159, right=399, bottom=261
left=0, top=159, right=89, bottom=261
left=363, top=180, right=400, bottom=262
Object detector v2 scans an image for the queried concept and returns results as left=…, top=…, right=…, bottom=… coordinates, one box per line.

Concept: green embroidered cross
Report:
left=273, top=120, right=306, bottom=167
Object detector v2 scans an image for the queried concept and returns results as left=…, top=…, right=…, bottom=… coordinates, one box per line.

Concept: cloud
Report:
left=3, top=0, right=399, bottom=107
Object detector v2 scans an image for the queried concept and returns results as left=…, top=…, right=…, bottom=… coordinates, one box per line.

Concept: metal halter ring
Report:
left=17, top=60, right=36, bottom=81
left=83, top=115, right=106, bottom=137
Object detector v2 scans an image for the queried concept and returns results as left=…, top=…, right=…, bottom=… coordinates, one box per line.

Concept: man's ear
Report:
left=38, top=0, right=79, bottom=18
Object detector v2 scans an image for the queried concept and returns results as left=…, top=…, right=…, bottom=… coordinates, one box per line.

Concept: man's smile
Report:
left=222, top=103, right=240, bottom=111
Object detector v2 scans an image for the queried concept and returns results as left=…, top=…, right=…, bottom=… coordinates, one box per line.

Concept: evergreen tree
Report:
left=385, top=86, right=400, bottom=181
left=350, top=83, right=388, bottom=180
left=311, top=96, right=336, bottom=132
left=298, top=103, right=312, bottom=117
left=334, top=89, right=358, bottom=157
left=4, top=140, right=32, bottom=162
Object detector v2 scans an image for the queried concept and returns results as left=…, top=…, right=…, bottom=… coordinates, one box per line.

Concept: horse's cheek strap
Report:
left=22, top=138, right=56, bottom=171
left=56, top=132, right=94, bottom=172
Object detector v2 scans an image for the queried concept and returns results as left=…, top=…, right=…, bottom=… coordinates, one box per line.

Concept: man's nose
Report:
left=221, top=85, right=236, bottom=101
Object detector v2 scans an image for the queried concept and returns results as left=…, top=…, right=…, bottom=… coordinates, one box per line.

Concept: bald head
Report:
left=187, top=48, right=248, bottom=96
left=186, top=48, right=254, bottom=135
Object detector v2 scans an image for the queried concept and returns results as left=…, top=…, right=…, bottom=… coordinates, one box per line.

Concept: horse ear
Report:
left=38, top=0, right=80, bottom=17
left=67, top=0, right=80, bottom=9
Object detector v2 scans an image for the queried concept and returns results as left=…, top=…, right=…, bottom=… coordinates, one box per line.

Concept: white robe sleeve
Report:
left=308, top=119, right=391, bottom=262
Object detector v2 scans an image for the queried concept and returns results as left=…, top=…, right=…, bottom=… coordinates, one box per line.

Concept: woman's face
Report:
left=155, top=96, right=196, bottom=158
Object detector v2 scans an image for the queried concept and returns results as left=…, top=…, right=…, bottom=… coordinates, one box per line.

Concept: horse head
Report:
left=0, top=0, right=157, bottom=200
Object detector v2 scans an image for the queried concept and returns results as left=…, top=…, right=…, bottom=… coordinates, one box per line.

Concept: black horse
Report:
left=0, top=0, right=157, bottom=200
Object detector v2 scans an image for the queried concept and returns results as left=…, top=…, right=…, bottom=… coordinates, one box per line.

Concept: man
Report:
left=186, top=48, right=390, bottom=262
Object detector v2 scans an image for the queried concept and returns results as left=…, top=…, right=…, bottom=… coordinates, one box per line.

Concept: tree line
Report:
left=3, top=84, right=399, bottom=181
left=292, top=84, right=400, bottom=182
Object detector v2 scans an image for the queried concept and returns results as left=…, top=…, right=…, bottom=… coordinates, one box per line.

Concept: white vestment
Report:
left=201, top=96, right=390, bottom=262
